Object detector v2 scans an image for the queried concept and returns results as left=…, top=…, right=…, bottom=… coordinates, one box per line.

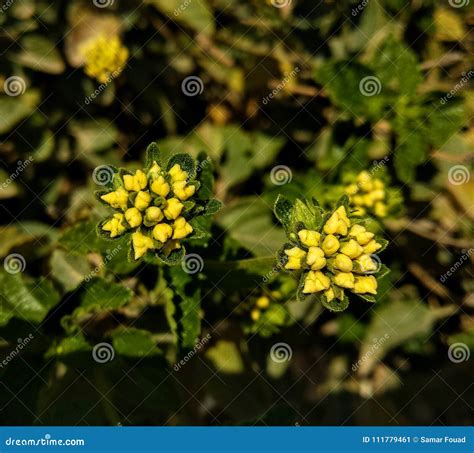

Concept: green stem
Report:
left=204, top=255, right=277, bottom=274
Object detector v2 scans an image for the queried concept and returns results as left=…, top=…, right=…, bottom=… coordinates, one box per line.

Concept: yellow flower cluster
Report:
left=283, top=206, right=382, bottom=301
left=345, top=171, right=388, bottom=218
left=81, top=34, right=128, bottom=84
left=250, top=295, right=271, bottom=321
left=100, top=162, right=196, bottom=260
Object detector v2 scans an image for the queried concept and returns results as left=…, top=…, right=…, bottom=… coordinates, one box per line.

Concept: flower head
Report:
left=275, top=195, right=388, bottom=311
left=81, top=34, right=128, bottom=84
left=96, top=143, right=221, bottom=264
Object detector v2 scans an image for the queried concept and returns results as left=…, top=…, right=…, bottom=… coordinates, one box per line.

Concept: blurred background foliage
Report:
left=0, top=0, right=473, bottom=425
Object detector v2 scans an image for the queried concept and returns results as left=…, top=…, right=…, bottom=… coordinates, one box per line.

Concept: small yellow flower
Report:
left=145, top=206, right=163, bottom=224
left=357, top=170, right=373, bottom=192
left=324, top=287, right=335, bottom=302
left=340, top=239, right=364, bottom=259
left=321, top=234, right=340, bottom=256
left=147, top=162, right=161, bottom=180
left=303, top=271, right=330, bottom=293
left=363, top=239, right=382, bottom=254
left=323, top=212, right=346, bottom=235
left=349, top=225, right=374, bottom=246
left=172, top=217, right=193, bottom=239
left=132, top=231, right=154, bottom=259
left=251, top=309, right=261, bottom=321
left=163, top=198, right=184, bottom=220
left=353, top=275, right=378, bottom=294
left=357, top=254, right=378, bottom=273
left=152, top=223, right=173, bottom=243
left=173, top=181, right=196, bottom=201
left=134, top=191, right=151, bottom=211
left=373, top=179, right=384, bottom=190
left=333, top=253, right=353, bottom=272
left=298, top=229, right=321, bottom=247
left=256, top=296, right=270, bottom=309
left=370, top=189, right=385, bottom=201
left=362, top=193, right=375, bottom=208
left=81, top=34, right=128, bottom=84
left=100, top=187, right=129, bottom=211
left=345, top=184, right=359, bottom=196
left=124, top=170, right=147, bottom=192
left=374, top=201, right=387, bottom=218
left=168, top=164, right=188, bottom=182
left=306, top=247, right=326, bottom=270
left=335, top=206, right=351, bottom=227
left=284, top=247, right=306, bottom=270
left=102, top=213, right=126, bottom=238
left=125, top=207, right=142, bottom=228
left=151, top=175, right=170, bottom=197
left=333, top=272, right=355, bottom=289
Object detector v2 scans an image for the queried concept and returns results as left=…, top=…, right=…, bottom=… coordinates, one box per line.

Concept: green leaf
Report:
left=49, top=249, right=92, bottom=292
left=144, top=142, right=162, bottom=169
left=322, top=294, right=350, bottom=312
left=196, top=152, right=214, bottom=200
left=205, top=340, right=244, bottom=374
left=70, top=119, right=119, bottom=154
left=0, top=91, right=40, bottom=134
left=394, top=130, right=428, bottom=183
left=0, top=271, right=60, bottom=326
left=79, top=278, right=132, bottom=311
left=111, top=328, right=161, bottom=358
left=273, top=195, right=293, bottom=231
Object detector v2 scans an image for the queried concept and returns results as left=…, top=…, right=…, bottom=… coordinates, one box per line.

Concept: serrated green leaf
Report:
left=111, top=328, right=161, bottom=358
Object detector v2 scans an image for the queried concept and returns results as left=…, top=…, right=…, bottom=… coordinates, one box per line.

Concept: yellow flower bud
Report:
left=306, top=247, right=326, bottom=271
left=374, top=201, right=387, bottom=218
left=345, top=184, right=359, bottom=196
left=298, top=229, right=321, bottom=247
left=373, top=179, right=384, bottom=190
left=340, top=239, right=364, bottom=259
left=168, top=164, right=188, bottom=182
left=100, top=187, right=129, bottom=211
left=148, top=162, right=161, bottom=180
left=357, top=171, right=373, bottom=192
left=353, top=275, right=378, bottom=294
left=125, top=207, right=142, bottom=228
left=324, top=287, right=335, bottom=302
left=370, top=189, right=385, bottom=201
left=323, top=212, right=341, bottom=235
left=145, top=206, right=163, bottom=223
left=321, top=234, right=340, bottom=256
left=335, top=206, right=351, bottom=227
left=357, top=254, right=378, bottom=273
left=135, top=170, right=147, bottom=190
left=284, top=247, right=306, bottom=270
left=333, top=272, right=355, bottom=289
left=349, top=225, right=374, bottom=246
left=172, top=217, right=193, bottom=239
left=163, top=198, right=184, bottom=220
left=303, top=271, right=330, bottom=294
left=123, top=169, right=148, bottom=192
left=251, top=309, right=261, bottom=321
left=363, top=240, right=382, bottom=254
left=256, top=296, right=270, bottom=309
left=352, top=195, right=364, bottom=206
left=102, top=213, right=126, bottom=238
left=131, top=231, right=154, bottom=259
left=134, top=191, right=151, bottom=211
left=333, top=253, right=353, bottom=272
left=362, top=193, right=375, bottom=207
left=172, top=181, right=196, bottom=201
left=152, top=223, right=173, bottom=243
left=151, top=176, right=171, bottom=197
